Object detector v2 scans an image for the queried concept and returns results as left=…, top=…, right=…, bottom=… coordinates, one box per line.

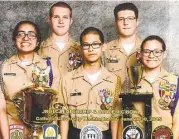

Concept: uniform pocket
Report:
left=68, top=96, right=87, bottom=107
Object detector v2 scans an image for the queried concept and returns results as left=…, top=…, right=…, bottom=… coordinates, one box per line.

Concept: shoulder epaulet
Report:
left=70, top=41, right=80, bottom=49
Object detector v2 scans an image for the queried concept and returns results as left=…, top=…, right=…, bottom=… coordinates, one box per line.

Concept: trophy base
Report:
left=119, top=93, right=153, bottom=139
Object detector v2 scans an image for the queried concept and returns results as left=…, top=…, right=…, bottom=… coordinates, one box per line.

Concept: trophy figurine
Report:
left=12, top=64, right=62, bottom=138
left=127, top=63, right=143, bottom=94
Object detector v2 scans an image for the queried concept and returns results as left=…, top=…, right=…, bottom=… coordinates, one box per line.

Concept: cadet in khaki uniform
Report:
left=0, top=21, right=59, bottom=139
left=59, top=27, right=121, bottom=139
left=128, top=36, right=179, bottom=139
left=104, top=3, right=142, bottom=83
left=38, top=2, right=83, bottom=75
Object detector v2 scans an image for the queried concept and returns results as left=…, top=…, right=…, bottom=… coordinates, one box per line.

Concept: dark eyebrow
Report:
left=17, top=31, right=25, bottom=33
left=83, top=41, right=101, bottom=44
left=17, top=31, right=36, bottom=33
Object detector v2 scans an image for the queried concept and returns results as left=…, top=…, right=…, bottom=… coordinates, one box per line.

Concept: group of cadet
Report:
left=0, top=1, right=179, bottom=139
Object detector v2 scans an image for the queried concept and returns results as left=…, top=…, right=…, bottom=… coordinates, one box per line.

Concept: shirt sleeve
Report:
left=0, top=62, right=5, bottom=99
left=51, top=64, right=60, bottom=93
left=111, top=76, right=122, bottom=120
left=57, top=77, right=70, bottom=120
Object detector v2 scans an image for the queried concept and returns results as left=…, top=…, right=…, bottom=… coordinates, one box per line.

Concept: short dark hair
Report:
left=141, top=35, right=166, bottom=51
left=49, top=2, right=72, bottom=18
left=12, top=20, right=41, bottom=52
left=114, top=3, right=138, bottom=21
left=80, top=27, right=104, bottom=45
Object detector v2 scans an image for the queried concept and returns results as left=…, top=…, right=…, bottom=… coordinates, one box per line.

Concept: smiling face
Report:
left=81, top=33, right=104, bottom=64
left=49, top=6, right=73, bottom=36
left=116, top=10, right=138, bottom=37
left=141, top=40, right=165, bottom=70
left=14, top=23, right=38, bottom=54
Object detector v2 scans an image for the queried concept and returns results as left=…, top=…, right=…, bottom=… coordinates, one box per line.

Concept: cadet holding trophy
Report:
left=0, top=21, right=59, bottom=138
left=128, top=35, right=179, bottom=139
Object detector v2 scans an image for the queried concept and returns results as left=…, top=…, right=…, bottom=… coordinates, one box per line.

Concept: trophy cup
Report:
left=12, top=64, right=62, bottom=139
left=127, top=63, right=143, bottom=94
left=119, top=53, right=153, bottom=139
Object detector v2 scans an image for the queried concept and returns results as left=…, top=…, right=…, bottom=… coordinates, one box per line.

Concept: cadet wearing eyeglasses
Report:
left=129, top=35, right=179, bottom=139
left=0, top=21, right=59, bottom=139
left=104, top=2, right=142, bottom=84
left=38, top=2, right=83, bottom=76
left=59, top=27, right=121, bottom=139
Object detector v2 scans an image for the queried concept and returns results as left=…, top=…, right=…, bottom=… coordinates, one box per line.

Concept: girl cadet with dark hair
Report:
left=127, top=35, right=179, bottom=139
left=0, top=20, right=59, bottom=138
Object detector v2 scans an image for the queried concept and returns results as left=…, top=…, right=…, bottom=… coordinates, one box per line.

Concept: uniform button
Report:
left=90, top=101, right=92, bottom=104
left=112, top=68, right=114, bottom=70
left=76, top=102, right=78, bottom=104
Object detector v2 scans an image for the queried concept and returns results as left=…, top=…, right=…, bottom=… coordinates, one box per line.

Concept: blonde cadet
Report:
left=0, top=21, right=59, bottom=138
left=38, top=2, right=83, bottom=75
left=129, top=35, right=179, bottom=139
left=59, top=27, right=121, bottom=139
left=104, top=3, right=142, bottom=84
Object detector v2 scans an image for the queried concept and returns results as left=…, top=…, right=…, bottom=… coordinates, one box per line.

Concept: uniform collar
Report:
left=142, top=68, right=169, bottom=82
left=72, top=65, right=114, bottom=83
left=110, top=36, right=141, bottom=54
left=41, top=36, right=79, bottom=50
left=8, top=53, right=41, bottom=65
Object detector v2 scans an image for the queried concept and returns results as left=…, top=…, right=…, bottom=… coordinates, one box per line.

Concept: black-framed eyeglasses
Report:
left=142, top=49, right=164, bottom=57
left=82, top=43, right=102, bottom=50
left=117, top=16, right=136, bottom=22
left=16, top=31, right=37, bottom=39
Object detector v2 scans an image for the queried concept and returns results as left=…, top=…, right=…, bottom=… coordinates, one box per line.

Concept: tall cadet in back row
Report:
left=104, top=3, right=142, bottom=138
left=59, top=27, right=121, bottom=139
left=38, top=2, right=83, bottom=76
left=104, top=2, right=141, bottom=83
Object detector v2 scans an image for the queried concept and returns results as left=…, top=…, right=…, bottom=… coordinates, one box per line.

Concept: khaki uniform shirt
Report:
left=38, top=37, right=83, bottom=75
left=59, top=66, right=121, bottom=131
left=130, top=69, right=179, bottom=131
left=0, top=53, right=59, bottom=136
left=104, top=37, right=142, bottom=84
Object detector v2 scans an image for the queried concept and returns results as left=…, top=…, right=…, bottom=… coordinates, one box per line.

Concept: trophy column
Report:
left=119, top=94, right=153, bottom=139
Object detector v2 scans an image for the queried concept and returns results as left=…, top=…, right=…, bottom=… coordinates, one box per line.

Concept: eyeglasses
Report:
left=117, top=16, right=136, bottom=22
left=142, top=49, right=164, bottom=57
left=82, top=43, right=102, bottom=50
left=16, top=31, right=37, bottom=39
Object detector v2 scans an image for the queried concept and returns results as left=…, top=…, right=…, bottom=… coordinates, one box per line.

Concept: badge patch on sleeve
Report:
left=10, top=124, right=24, bottom=139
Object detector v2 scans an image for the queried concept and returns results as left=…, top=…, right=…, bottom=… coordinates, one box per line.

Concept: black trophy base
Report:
left=119, top=93, right=153, bottom=139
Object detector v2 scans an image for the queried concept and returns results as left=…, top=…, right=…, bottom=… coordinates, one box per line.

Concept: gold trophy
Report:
left=120, top=55, right=153, bottom=139
left=127, top=63, right=143, bottom=94
left=12, top=64, right=62, bottom=139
